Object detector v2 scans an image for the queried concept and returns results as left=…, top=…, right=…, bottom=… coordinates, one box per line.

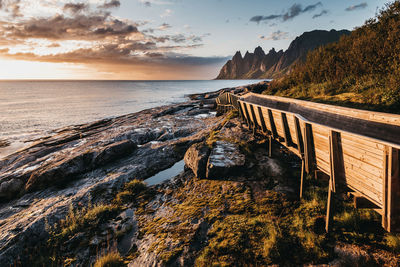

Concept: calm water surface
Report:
left=0, top=80, right=262, bottom=158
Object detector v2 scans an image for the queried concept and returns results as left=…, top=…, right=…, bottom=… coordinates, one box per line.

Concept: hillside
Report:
left=216, top=29, right=350, bottom=79
left=263, top=1, right=400, bottom=113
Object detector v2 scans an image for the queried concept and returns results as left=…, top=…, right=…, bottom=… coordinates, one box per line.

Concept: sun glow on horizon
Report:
left=0, top=59, right=114, bottom=80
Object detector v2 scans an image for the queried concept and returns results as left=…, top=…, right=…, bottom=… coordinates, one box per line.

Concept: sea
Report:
left=0, top=80, right=262, bottom=158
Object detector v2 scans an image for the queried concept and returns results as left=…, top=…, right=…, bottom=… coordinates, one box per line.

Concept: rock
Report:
left=206, top=141, right=245, bottom=179
left=0, top=179, right=23, bottom=199
left=0, top=95, right=225, bottom=266
left=23, top=140, right=136, bottom=193
left=94, top=139, right=137, bottom=166
left=184, top=143, right=211, bottom=179
left=265, top=158, right=284, bottom=177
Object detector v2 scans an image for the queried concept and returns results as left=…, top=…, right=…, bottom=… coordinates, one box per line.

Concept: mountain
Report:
left=216, top=29, right=350, bottom=79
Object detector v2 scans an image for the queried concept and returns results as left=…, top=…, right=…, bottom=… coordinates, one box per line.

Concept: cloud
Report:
left=312, top=10, right=328, bottom=19
left=161, top=9, right=172, bottom=18
left=345, top=3, right=367, bottom=11
left=139, top=0, right=173, bottom=6
left=47, top=42, right=60, bottom=48
left=1, top=13, right=140, bottom=40
left=0, top=0, right=219, bottom=78
left=63, top=2, right=88, bottom=14
left=98, top=0, right=121, bottom=9
left=250, top=2, right=322, bottom=23
left=0, top=0, right=22, bottom=17
left=259, top=30, right=289, bottom=41
left=250, top=15, right=281, bottom=23
left=158, top=23, right=171, bottom=30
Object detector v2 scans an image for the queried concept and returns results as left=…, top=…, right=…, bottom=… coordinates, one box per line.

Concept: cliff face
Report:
left=216, top=29, right=350, bottom=79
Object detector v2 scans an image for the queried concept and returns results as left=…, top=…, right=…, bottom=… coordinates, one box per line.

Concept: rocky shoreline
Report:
left=0, top=82, right=399, bottom=266
left=0, top=84, right=254, bottom=265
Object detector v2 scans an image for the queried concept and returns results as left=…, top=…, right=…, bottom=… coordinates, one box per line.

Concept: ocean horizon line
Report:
left=0, top=79, right=265, bottom=82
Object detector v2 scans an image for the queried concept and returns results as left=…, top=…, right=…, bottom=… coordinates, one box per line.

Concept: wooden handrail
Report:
left=216, top=92, right=400, bottom=233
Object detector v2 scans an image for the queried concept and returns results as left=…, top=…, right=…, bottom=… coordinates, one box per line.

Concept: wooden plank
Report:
left=340, top=136, right=385, bottom=158
left=330, top=131, right=345, bottom=193
left=257, top=106, right=268, bottom=133
left=316, top=155, right=331, bottom=175
left=341, top=141, right=384, bottom=162
left=249, top=104, right=259, bottom=129
left=386, top=148, right=400, bottom=232
left=344, top=166, right=383, bottom=191
left=281, top=112, right=291, bottom=147
left=272, top=110, right=285, bottom=137
left=268, top=109, right=278, bottom=138
left=242, top=102, right=252, bottom=127
left=303, top=123, right=315, bottom=173
left=344, top=174, right=383, bottom=205
left=244, top=92, right=400, bottom=126
left=326, top=177, right=334, bottom=232
left=341, top=144, right=384, bottom=169
left=341, top=133, right=386, bottom=152
left=294, top=116, right=304, bottom=155
left=312, top=124, right=331, bottom=137
left=382, top=146, right=389, bottom=229
left=287, top=115, right=298, bottom=144
left=342, top=153, right=384, bottom=178
left=300, top=159, right=305, bottom=198
left=238, top=99, right=245, bottom=120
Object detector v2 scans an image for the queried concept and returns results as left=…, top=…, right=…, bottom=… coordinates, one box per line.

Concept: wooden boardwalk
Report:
left=217, top=92, right=400, bottom=232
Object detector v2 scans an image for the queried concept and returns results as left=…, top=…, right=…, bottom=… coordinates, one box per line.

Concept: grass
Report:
left=53, top=203, right=121, bottom=240
left=114, top=179, right=148, bottom=205
left=93, top=251, right=125, bottom=267
left=384, top=234, right=400, bottom=253
left=136, top=165, right=400, bottom=266
left=29, top=179, right=152, bottom=266
left=263, top=76, right=400, bottom=114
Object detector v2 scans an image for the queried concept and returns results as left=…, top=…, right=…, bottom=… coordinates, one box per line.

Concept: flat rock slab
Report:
left=206, top=141, right=245, bottom=179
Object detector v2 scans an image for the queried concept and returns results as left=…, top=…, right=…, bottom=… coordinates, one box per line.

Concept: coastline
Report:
left=1, top=80, right=397, bottom=266
left=0, top=83, right=253, bottom=265
left=0, top=80, right=264, bottom=160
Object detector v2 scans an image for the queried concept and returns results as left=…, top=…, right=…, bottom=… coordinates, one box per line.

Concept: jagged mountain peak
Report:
left=233, top=51, right=242, bottom=60
left=216, top=29, right=350, bottom=79
left=254, top=46, right=265, bottom=57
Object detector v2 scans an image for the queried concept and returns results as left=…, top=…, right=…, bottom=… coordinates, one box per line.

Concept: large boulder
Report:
left=206, top=141, right=245, bottom=179
left=184, top=143, right=210, bottom=179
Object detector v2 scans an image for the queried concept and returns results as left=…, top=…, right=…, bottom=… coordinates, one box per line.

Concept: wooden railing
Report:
left=215, top=92, right=240, bottom=113
left=216, top=92, right=400, bottom=232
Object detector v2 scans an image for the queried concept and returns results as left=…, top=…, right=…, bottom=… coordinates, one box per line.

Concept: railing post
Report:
left=267, top=109, right=278, bottom=139
left=281, top=112, right=291, bottom=147
left=302, top=123, right=314, bottom=174
left=383, top=147, right=400, bottom=232
left=257, top=106, right=268, bottom=133
left=269, top=135, right=272, bottom=158
left=300, top=157, right=305, bottom=198
left=326, top=130, right=343, bottom=232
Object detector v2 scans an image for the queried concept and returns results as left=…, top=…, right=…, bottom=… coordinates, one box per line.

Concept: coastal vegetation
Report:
left=263, top=1, right=400, bottom=113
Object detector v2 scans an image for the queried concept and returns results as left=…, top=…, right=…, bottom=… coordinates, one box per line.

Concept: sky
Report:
left=0, top=0, right=389, bottom=80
